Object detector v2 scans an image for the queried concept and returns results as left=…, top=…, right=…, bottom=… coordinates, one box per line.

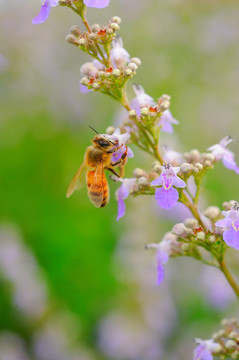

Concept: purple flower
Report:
left=115, top=178, right=136, bottom=221
left=83, top=0, right=110, bottom=8
left=158, top=109, right=179, bottom=133
left=215, top=206, right=239, bottom=250
left=151, top=164, right=186, bottom=210
left=131, top=85, right=155, bottom=116
left=32, top=0, right=58, bottom=24
left=193, top=338, right=221, bottom=360
left=163, top=146, right=182, bottom=166
left=146, top=235, right=175, bottom=286
left=207, top=136, right=239, bottom=174
left=105, top=128, right=134, bottom=163
left=110, top=37, right=130, bottom=69
left=79, top=60, right=105, bottom=93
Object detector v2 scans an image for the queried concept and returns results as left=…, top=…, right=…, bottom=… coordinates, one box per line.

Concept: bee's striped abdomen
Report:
left=87, top=170, right=109, bottom=208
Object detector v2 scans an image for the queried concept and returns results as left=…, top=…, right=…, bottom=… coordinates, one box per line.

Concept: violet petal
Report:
left=223, top=228, right=239, bottom=250
left=32, top=3, right=51, bottom=24
left=83, top=0, right=110, bottom=9
left=155, top=187, right=179, bottom=209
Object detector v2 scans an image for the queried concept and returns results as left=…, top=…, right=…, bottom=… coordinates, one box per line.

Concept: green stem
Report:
left=180, top=191, right=205, bottom=229
left=218, top=259, right=239, bottom=299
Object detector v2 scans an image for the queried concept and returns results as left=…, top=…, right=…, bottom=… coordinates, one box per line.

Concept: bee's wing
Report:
left=66, top=161, right=86, bottom=198
left=88, top=161, right=106, bottom=208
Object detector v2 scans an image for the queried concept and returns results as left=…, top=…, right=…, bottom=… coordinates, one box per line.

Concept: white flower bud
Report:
left=106, top=28, right=114, bottom=35
left=125, top=69, right=132, bottom=76
left=127, top=62, right=138, bottom=72
left=140, top=107, right=149, bottom=116
left=138, top=177, right=148, bottom=186
left=133, top=168, right=148, bottom=178
left=204, top=206, right=220, bottom=219
left=130, top=57, right=142, bottom=67
left=70, top=25, right=81, bottom=36
left=152, top=162, right=161, bottom=173
left=91, top=23, right=101, bottom=33
left=80, top=77, right=89, bottom=85
left=65, top=34, right=78, bottom=45
left=208, top=235, right=216, bottom=243
left=112, top=68, right=121, bottom=77
left=217, top=329, right=225, bottom=337
left=225, top=340, right=237, bottom=350
left=184, top=218, right=198, bottom=229
left=204, top=160, right=212, bottom=167
left=129, top=109, right=137, bottom=117
left=205, top=153, right=215, bottom=162
left=111, top=16, right=122, bottom=24
left=78, top=38, right=86, bottom=47
left=195, top=162, right=203, bottom=171
left=190, top=149, right=201, bottom=162
left=229, top=331, right=237, bottom=339
left=110, top=23, right=120, bottom=31
left=172, top=223, right=187, bottom=237
left=89, top=33, right=98, bottom=41
left=180, top=162, right=191, bottom=174
left=92, top=82, right=100, bottom=90
left=80, top=62, right=99, bottom=77
left=196, top=232, right=205, bottom=240
left=221, top=318, right=229, bottom=326
left=106, top=126, right=115, bottom=135
left=229, top=200, right=237, bottom=208
left=223, top=201, right=230, bottom=210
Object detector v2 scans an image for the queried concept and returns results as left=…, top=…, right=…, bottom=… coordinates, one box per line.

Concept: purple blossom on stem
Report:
left=106, top=128, right=134, bottom=162
left=115, top=178, right=136, bottom=221
left=131, top=85, right=156, bottom=116
left=110, top=37, right=130, bottom=69
left=215, top=206, right=239, bottom=250
left=207, top=136, right=239, bottom=174
left=32, top=0, right=58, bottom=25
left=83, top=0, right=110, bottom=8
left=151, top=164, right=186, bottom=209
left=158, top=109, right=179, bottom=133
left=146, top=235, right=174, bottom=286
left=193, top=338, right=221, bottom=360
left=163, top=146, right=182, bottom=166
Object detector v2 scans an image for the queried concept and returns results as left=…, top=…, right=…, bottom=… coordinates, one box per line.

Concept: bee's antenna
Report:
left=89, top=125, right=99, bottom=134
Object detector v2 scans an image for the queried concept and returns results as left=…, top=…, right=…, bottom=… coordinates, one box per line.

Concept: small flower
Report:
left=32, top=0, right=58, bottom=25
left=131, top=84, right=155, bottom=116
left=207, top=136, right=239, bottom=174
left=83, top=0, right=110, bottom=8
left=146, top=234, right=176, bottom=285
left=215, top=205, right=239, bottom=250
left=79, top=59, right=105, bottom=93
left=107, top=128, right=134, bottom=162
left=193, top=338, right=222, bottom=360
left=110, top=37, right=130, bottom=69
left=158, top=109, right=179, bottom=133
left=151, top=164, right=186, bottom=209
left=115, top=178, right=136, bottom=221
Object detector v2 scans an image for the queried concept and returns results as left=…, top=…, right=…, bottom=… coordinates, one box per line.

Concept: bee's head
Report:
left=93, top=134, right=119, bottom=150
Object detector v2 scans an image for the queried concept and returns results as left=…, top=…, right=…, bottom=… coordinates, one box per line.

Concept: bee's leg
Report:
left=106, top=167, right=120, bottom=177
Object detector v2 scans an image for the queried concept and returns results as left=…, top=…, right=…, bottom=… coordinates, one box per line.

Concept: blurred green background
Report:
left=1, top=0, right=239, bottom=359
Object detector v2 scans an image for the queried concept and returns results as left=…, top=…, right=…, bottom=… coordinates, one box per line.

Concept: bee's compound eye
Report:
left=98, top=140, right=110, bottom=148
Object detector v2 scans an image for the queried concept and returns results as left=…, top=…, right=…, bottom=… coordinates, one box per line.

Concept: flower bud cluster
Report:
left=183, top=150, right=215, bottom=173
left=208, top=318, right=239, bottom=359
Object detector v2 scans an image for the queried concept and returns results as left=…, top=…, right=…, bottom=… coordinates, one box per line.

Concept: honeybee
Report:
left=66, top=128, right=127, bottom=208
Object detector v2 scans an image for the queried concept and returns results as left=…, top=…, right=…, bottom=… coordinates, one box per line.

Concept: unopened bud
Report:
left=129, top=109, right=136, bottom=117
left=205, top=153, right=215, bottom=162
left=172, top=223, right=187, bottom=237
left=130, top=57, right=142, bottom=67
left=225, top=340, right=237, bottom=350
left=92, top=82, right=100, bottom=90
left=91, top=23, right=101, bottom=33
left=125, top=69, right=133, bottom=76
left=140, top=107, right=149, bottom=116
left=127, top=62, right=138, bottom=72
left=65, top=34, right=78, bottom=45
left=190, top=149, right=201, bottom=162
left=184, top=218, right=198, bottom=229
left=112, top=68, right=121, bottom=77
left=229, top=200, right=237, bottom=208
left=152, top=162, right=161, bottom=173
left=223, top=201, right=230, bottom=210
left=70, top=25, right=81, bottom=36
left=204, top=206, right=220, bottom=220
left=111, top=16, right=122, bottom=24
left=221, top=318, right=229, bottom=326
left=204, top=160, right=212, bottom=167
left=133, top=168, right=148, bottom=178
left=196, top=232, right=205, bottom=241
left=208, top=235, right=216, bottom=243
left=180, top=162, right=191, bottom=174
left=106, top=126, right=115, bottom=135
left=229, top=331, right=237, bottom=339
left=78, top=38, right=86, bottom=47
left=158, top=94, right=171, bottom=111
left=110, top=23, right=120, bottom=31
left=106, top=28, right=113, bottom=35
left=80, top=77, right=89, bottom=86
left=89, top=33, right=98, bottom=41
left=195, top=162, right=203, bottom=171
left=138, top=176, right=148, bottom=186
